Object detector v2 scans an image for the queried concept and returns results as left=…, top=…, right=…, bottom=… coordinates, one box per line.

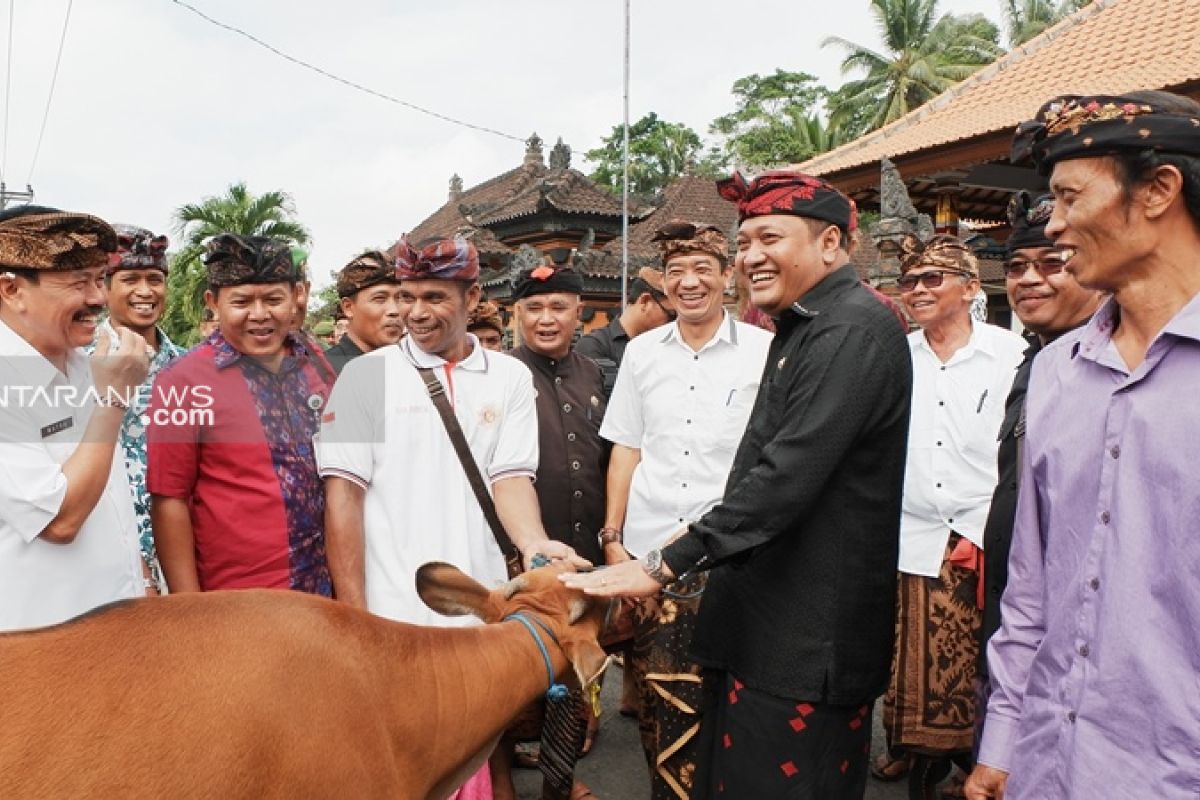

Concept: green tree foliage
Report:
left=1003, top=0, right=1088, bottom=45
left=585, top=113, right=722, bottom=199
left=822, top=0, right=1002, bottom=136
left=162, top=182, right=310, bottom=345
left=709, top=70, right=837, bottom=168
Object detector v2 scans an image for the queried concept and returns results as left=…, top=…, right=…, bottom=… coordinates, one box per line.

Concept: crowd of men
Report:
left=1, top=89, right=1198, bottom=800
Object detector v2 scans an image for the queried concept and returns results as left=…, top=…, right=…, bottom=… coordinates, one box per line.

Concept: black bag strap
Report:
left=416, top=366, right=521, bottom=567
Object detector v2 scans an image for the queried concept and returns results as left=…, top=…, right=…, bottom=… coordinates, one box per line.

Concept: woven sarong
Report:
left=631, top=572, right=707, bottom=799
left=883, top=533, right=981, bottom=755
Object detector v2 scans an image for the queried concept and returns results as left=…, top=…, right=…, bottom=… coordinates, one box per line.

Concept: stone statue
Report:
left=871, top=158, right=935, bottom=280
left=549, top=138, right=571, bottom=170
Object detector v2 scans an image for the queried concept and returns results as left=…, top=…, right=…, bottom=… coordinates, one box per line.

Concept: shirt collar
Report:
left=785, top=264, right=859, bottom=320
left=0, top=316, right=90, bottom=388
left=1072, top=293, right=1200, bottom=362
left=658, top=310, right=738, bottom=351
left=401, top=333, right=490, bottom=373
left=518, top=345, right=574, bottom=376
left=608, top=315, right=630, bottom=341
left=915, top=317, right=999, bottom=361
left=211, top=329, right=311, bottom=371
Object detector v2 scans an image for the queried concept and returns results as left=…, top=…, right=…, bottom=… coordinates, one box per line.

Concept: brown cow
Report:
left=0, top=561, right=609, bottom=800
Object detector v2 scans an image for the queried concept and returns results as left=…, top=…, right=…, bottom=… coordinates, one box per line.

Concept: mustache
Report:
left=75, top=305, right=106, bottom=317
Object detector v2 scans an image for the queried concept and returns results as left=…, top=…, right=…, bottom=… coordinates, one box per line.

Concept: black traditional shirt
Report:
left=662, top=264, right=913, bottom=704
left=510, top=346, right=609, bottom=564
left=324, top=335, right=366, bottom=376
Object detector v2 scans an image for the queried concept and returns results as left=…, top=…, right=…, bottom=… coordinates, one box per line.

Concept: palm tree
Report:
left=162, top=182, right=310, bottom=344
left=822, top=0, right=1002, bottom=135
left=1003, top=0, right=1088, bottom=46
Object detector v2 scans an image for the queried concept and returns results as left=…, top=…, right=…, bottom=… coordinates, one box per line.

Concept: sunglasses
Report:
left=650, top=292, right=677, bottom=321
left=896, top=269, right=971, bottom=292
left=1004, top=254, right=1068, bottom=280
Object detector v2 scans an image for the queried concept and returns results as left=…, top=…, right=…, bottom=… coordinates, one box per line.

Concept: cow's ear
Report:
left=562, top=638, right=610, bottom=693
left=416, top=562, right=494, bottom=620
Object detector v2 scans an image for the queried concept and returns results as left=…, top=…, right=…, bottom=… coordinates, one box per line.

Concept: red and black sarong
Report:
left=691, top=672, right=872, bottom=799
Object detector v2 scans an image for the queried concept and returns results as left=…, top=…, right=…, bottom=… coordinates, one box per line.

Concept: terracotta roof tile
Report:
left=579, top=175, right=738, bottom=277
left=798, top=0, right=1200, bottom=181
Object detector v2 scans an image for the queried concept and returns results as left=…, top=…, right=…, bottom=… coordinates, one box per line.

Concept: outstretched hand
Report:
left=524, top=539, right=591, bottom=571
left=559, top=558, right=662, bottom=598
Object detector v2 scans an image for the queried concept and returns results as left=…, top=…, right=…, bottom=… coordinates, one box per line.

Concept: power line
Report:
left=2, top=0, right=13, bottom=185
left=25, top=0, right=72, bottom=186
left=169, top=0, right=525, bottom=143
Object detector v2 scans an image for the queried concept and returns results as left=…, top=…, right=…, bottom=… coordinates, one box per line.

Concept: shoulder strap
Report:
left=416, top=366, right=520, bottom=566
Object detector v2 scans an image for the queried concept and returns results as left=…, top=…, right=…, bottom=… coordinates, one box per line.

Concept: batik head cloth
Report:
left=203, top=234, right=297, bottom=288
left=511, top=259, right=584, bottom=300
left=717, top=170, right=857, bottom=232
left=108, top=224, right=169, bottom=274
left=394, top=235, right=479, bottom=282
left=1005, top=192, right=1056, bottom=255
left=651, top=220, right=730, bottom=265
left=336, top=250, right=397, bottom=298
left=899, top=234, right=979, bottom=278
left=1011, top=93, right=1200, bottom=174
left=467, top=299, right=505, bottom=335
left=0, top=205, right=116, bottom=272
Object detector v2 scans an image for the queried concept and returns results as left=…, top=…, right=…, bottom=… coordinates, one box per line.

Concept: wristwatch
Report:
left=642, top=548, right=671, bottom=585
left=598, top=526, right=623, bottom=547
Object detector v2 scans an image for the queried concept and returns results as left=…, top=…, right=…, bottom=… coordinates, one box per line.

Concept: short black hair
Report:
left=629, top=277, right=664, bottom=302
left=1108, top=91, right=1200, bottom=224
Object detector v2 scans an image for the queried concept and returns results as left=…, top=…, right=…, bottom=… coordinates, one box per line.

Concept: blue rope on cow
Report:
left=504, top=611, right=569, bottom=702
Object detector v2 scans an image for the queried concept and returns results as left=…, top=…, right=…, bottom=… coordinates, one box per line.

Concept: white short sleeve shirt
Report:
left=0, top=319, right=144, bottom=631
left=317, top=335, right=538, bottom=625
left=899, top=319, right=1027, bottom=576
left=600, top=313, right=773, bottom=557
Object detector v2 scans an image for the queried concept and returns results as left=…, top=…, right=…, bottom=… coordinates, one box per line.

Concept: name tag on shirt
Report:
left=41, top=416, right=74, bottom=438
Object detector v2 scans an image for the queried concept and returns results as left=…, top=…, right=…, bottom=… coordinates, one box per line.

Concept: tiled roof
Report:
left=580, top=175, right=738, bottom=277
left=798, top=0, right=1200, bottom=185
left=471, top=168, right=627, bottom=225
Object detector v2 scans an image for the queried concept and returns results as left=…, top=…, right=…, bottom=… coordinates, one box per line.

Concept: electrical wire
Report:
left=2, top=0, right=14, bottom=185
left=169, top=0, right=524, bottom=143
left=25, top=0, right=72, bottom=186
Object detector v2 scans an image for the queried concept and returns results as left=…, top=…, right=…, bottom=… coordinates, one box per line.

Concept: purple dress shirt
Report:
left=979, top=295, right=1200, bottom=798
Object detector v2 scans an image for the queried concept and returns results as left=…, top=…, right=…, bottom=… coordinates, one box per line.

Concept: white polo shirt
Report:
left=317, top=335, right=538, bottom=626
left=900, top=319, right=1026, bottom=576
left=0, top=318, right=144, bottom=631
left=600, top=313, right=773, bottom=558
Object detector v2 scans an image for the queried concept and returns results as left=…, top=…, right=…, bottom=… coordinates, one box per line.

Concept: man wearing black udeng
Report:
left=566, top=170, right=912, bottom=799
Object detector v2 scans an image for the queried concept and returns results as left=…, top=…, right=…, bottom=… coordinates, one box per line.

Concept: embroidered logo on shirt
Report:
left=590, top=395, right=600, bottom=407
left=479, top=405, right=500, bottom=425
left=40, top=416, right=74, bottom=438
left=777, top=356, right=788, bottom=370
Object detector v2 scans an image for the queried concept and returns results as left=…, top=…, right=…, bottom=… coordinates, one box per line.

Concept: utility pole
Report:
left=0, top=182, right=33, bottom=210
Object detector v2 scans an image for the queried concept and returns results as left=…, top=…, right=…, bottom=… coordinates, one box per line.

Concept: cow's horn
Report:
left=502, top=575, right=529, bottom=599
left=567, top=596, right=589, bottom=625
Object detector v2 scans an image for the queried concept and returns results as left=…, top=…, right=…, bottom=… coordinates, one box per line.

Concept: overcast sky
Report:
left=5, top=0, right=1000, bottom=286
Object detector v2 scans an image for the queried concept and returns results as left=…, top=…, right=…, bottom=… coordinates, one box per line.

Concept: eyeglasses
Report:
left=651, top=292, right=677, bottom=321
left=1003, top=255, right=1068, bottom=280
left=896, top=270, right=971, bottom=292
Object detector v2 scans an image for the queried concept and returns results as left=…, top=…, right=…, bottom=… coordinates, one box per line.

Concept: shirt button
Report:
left=1110, top=445, right=1120, bottom=458
left=936, top=441, right=943, bottom=447
left=690, top=385, right=695, bottom=391
left=936, top=482, right=942, bottom=488
left=693, top=355, right=699, bottom=361
left=573, top=522, right=582, bottom=532
left=567, top=432, right=576, bottom=442
left=1089, top=577, right=1100, bottom=591
left=948, top=518, right=954, bottom=525
left=678, top=517, right=684, bottom=523
left=682, top=482, right=688, bottom=488
left=686, top=419, right=692, bottom=424
left=1100, top=510, right=1111, bottom=524
left=940, top=366, right=947, bottom=372
left=938, top=401, right=945, bottom=407
left=684, top=450, right=690, bottom=456
left=571, top=460, right=581, bottom=470
left=1067, top=711, right=1077, bottom=724
left=1079, top=644, right=1090, bottom=658
left=573, top=489, right=583, bottom=499
left=563, top=403, right=572, bottom=413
